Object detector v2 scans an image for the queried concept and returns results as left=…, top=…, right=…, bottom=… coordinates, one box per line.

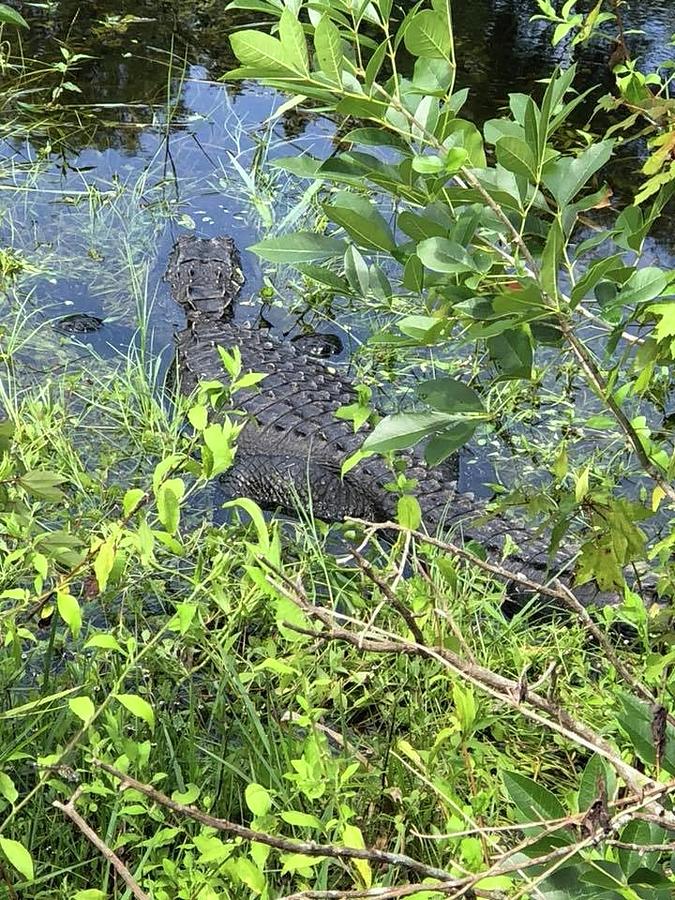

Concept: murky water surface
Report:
left=1, top=1, right=674, bottom=492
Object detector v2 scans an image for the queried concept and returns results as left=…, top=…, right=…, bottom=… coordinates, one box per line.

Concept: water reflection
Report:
left=0, top=0, right=674, bottom=362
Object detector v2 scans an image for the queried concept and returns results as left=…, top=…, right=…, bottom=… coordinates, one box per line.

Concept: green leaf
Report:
left=487, top=328, right=533, bottom=379
left=503, top=770, right=568, bottom=824
left=230, top=29, right=304, bottom=75
left=417, top=237, right=475, bottom=273
left=648, top=301, right=675, bottom=343
left=0, top=772, right=18, bottom=805
left=0, top=837, right=34, bottom=881
left=279, top=7, right=308, bottom=74
left=202, top=421, right=236, bottom=477
left=416, top=377, right=484, bottom=413
left=314, top=16, right=342, bottom=84
left=441, top=119, right=486, bottom=167
left=397, top=495, right=422, bottom=529
left=540, top=219, right=563, bottom=300
left=542, top=140, right=614, bottom=208
left=404, top=10, right=451, bottom=60
left=122, top=488, right=145, bottom=516
left=84, top=634, right=123, bottom=653
left=570, top=253, right=626, bottom=306
left=617, top=266, right=667, bottom=307
left=618, top=820, right=666, bottom=877
left=363, top=411, right=453, bottom=452
left=484, top=118, right=525, bottom=145
left=228, top=856, right=265, bottom=894
left=156, top=478, right=185, bottom=535
left=94, top=539, right=115, bottom=593
left=172, top=784, right=200, bottom=804
left=0, top=420, right=14, bottom=456
left=280, top=852, right=325, bottom=875
left=295, top=264, right=349, bottom=291
left=412, top=57, right=455, bottom=94
left=115, top=693, right=155, bottom=730
left=616, top=693, right=675, bottom=773
left=578, top=754, right=616, bottom=812
left=245, top=783, right=272, bottom=817
left=495, top=136, right=538, bottom=183
left=398, top=210, right=448, bottom=241
left=72, top=891, right=106, bottom=900
left=188, top=404, right=208, bottom=430
left=0, top=4, right=28, bottom=28
left=19, top=470, right=66, bottom=502
left=57, top=590, right=82, bottom=638
left=69, top=696, right=95, bottom=724
left=280, top=810, right=324, bottom=829
left=324, top=191, right=396, bottom=252
left=342, top=823, right=371, bottom=888
left=424, top=423, right=475, bottom=464
left=249, top=232, right=346, bottom=263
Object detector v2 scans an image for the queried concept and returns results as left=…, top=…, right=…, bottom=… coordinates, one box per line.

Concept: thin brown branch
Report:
left=54, top=791, right=150, bottom=900
left=351, top=547, right=425, bottom=643
left=93, top=761, right=456, bottom=883
left=560, top=322, right=675, bottom=504
left=259, top=557, right=675, bottom=820
left=348, top=519, right=675, bottom=730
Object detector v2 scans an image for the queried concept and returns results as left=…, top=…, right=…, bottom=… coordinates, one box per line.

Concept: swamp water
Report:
left=1, top=0, right=675, bottom=498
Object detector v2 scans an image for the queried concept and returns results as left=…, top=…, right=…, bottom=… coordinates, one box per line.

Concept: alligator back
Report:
left=176, top=317, right=460, bottom=526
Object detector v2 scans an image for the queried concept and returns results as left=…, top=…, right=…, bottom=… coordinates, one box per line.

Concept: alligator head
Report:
left=166, top=235, right=244, bottom=317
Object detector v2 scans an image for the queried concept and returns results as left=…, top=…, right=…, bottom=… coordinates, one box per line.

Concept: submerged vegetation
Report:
left=1, top=1, right=675, bottom=897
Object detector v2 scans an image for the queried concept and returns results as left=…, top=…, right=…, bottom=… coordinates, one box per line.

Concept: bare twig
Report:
left=348, top=519, right=675, bottom=730
left=560, top=322, right=675, bottom=504
left=93, top=761, right=457, bottom=883
left=258, top=556, right=675, bottom=821
left=54, top=789, right=150, bottom=900
left=352, top=547, right=425, bottom=643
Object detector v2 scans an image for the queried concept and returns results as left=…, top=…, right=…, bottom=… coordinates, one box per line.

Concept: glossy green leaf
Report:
left=0, top=4, right=28, bottom=28
left=324, top=191, right=395, bottom=251
left=245, top=783, right=272, bottom=817
left=280, top=810, right=324, bottom=829
left=279, top=7, right=308, bottom=73
left=156, top=478, right=185, bottom=535
left=617, top=266, right=668, bottom=307
left=578, top=754, right=616, bottom=812
left=417, top=237, right=474, bottom=273
left=0, top=772, right=18, bottom=805
left=542, top=140, right=614, bottom=208
left=363, top=411, right=454, bottom=452
left=495, top=136, right=538, bottom=183
left=397, top=495, right=422, bottom=529
left=424, top=423, right=475, bottom=464
left=57, top=590, right=82, bottom=638
left=412, top=57, right=454, bottom=94
left=230, top=29, right=304, bottom=75
left=296, top=264, right=349, bottom=291
left=488, top=327, right=533, bottom=379
left=122, top=488, right=145, bottom=516
left=404, top=10, right=451, bottom=60
left=314, top=16, right=342, bottom=83
left=250, top=232, right=346, bottom=263
left=417, top=377, right=484, bottom=413
left=69, top=696, right=95, bottom=724
left=503, top=770, right=568, bottom=824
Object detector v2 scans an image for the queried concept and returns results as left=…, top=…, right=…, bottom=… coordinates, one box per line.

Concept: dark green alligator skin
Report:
left=168, top=235, right=647, bottom=609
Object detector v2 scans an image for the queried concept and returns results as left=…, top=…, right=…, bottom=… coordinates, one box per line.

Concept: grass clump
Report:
left=0, top=339, right=673, bottom=898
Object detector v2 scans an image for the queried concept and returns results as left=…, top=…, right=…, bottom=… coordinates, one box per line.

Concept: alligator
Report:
left=167, top=234, right=645, bottom=608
